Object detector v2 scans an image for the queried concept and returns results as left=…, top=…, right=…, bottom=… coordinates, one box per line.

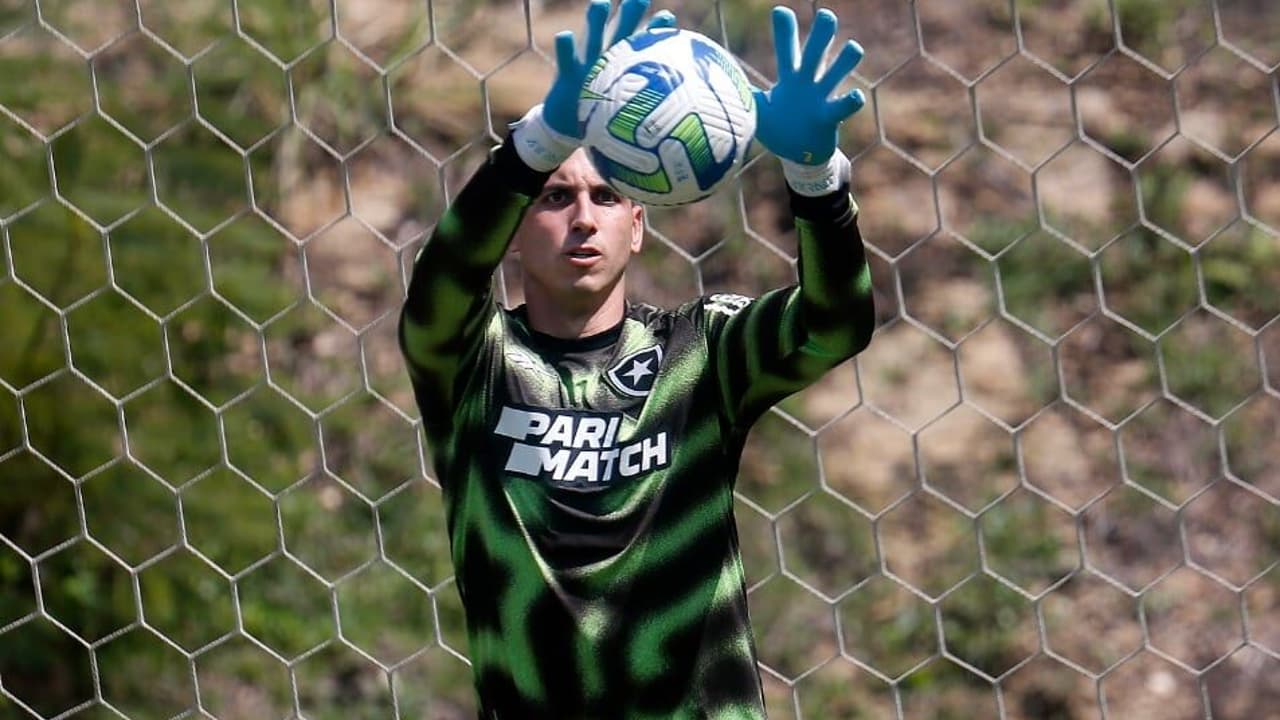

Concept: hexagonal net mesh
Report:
left=0, top=0, right=1278, bottom=717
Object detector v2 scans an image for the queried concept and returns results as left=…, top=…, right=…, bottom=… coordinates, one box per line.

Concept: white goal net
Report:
left=0, top=0, right=1277, bottom=717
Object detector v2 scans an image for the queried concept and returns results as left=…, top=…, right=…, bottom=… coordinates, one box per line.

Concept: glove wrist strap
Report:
left=780, top=151, right=850, bottom=197
left=511, top=105, right=579, bottom=172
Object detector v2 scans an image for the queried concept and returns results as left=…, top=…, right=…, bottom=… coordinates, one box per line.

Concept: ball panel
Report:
left=580, top=28, right=755, bottom=207
left=603, top=62, right=683, bottom=145
left=664, top=113, right=735, bottom=191
left=622, top=26, right=684, bottom=53
left=589, top=147, right=671, bottom=197
left=691, top=36, right=755, bottom=110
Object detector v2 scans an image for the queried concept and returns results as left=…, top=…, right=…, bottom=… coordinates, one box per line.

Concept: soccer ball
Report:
left=578, top=27, right=756, bottom=207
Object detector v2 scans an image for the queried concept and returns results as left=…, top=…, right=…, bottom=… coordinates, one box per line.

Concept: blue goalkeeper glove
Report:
left=513, top=0, right=675, bottom=171
left=544, top=0, right=676, bottom=137
left=753, top=7, right=866, bottom=194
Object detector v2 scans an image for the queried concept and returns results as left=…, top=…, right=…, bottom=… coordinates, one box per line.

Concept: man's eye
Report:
left=543, top=190, right=567, bottom=204
left=593, top=189, right=620, bottom=204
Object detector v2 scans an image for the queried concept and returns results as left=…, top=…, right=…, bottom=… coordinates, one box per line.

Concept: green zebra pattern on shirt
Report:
left=399, top=136, right=874, bottom=719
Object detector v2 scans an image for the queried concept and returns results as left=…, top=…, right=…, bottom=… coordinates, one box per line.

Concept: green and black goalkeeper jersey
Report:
left=399, top=137, right=874, bottom=719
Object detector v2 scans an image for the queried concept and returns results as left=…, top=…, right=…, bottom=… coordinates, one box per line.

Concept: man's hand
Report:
left=514, top=0, right=675, bottom=171
left=542, top=0, right=677, bottom=139
left=753, top=7, right=866, bottom=166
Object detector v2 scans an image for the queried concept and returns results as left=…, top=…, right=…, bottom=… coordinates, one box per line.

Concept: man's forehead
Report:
left=545, top=148, right=608, bottom=188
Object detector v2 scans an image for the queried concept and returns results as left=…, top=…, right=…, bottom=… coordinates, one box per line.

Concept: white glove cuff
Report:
left=510, top=105, right=579, bottom=173
left=780, top=151, right=851, bottom=197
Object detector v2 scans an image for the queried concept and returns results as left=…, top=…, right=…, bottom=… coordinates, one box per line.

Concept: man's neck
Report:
left=523, top=285, right=627, bottom=339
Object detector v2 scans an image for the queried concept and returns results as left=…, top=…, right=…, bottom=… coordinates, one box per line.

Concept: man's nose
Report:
left=569, top=194, right=597, bottom=233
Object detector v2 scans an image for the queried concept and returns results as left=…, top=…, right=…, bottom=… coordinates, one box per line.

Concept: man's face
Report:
left=512, top=149, right=644, bottom=308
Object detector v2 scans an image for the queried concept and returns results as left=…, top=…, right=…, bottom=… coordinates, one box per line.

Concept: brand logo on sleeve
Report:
left=493, top=405, right=670, bottom=486
left=605, top=344, right=663, bottom=398
left=705, top=293, right=752, bottom=317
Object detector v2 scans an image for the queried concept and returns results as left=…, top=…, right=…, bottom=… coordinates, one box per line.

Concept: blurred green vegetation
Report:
left=1113, top=0, right=1215, bottom=68
left=1, top=0, right=1278, bottom=718
left=0, top=4, right=467, bottom=716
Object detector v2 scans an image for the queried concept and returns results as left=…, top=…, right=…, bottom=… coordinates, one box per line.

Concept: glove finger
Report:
left=816, top=39, right=864, bottom=97
left=609, top=0, right=650, bottom=46
left=750, top=87, right=778, bottom=144
left=584, top=0, right=611, bottom=63
left=825, top=88, right=866, bottom=124
left=798, top=8, right=838, bottom=79
left=554, top=31, right=578, bottom=72
left=751, top=86, right=769, bottom=113
left=770, top=6, right=799, bottom=78
left=646, top=10, right=676, bottom=30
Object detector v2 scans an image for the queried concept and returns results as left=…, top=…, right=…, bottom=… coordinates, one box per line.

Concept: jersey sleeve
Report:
left=398, top=136, right=550, bottom=431
left=705, top=185, right=875, bottom=436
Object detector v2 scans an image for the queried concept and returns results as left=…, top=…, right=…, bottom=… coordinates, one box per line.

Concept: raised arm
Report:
left=399, top=141, right=545, bottom=430
left=709, top=6, right=875, bottom=434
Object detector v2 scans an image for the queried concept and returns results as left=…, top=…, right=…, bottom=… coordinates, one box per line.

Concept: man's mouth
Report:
left=566, top=247, right=601, bottom=260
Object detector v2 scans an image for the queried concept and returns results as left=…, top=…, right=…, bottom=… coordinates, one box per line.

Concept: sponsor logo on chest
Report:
left=493, top=405, right=670, bottom=486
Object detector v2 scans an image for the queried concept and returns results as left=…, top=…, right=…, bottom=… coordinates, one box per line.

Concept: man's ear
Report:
left=630, top=203, right=644, bottom=253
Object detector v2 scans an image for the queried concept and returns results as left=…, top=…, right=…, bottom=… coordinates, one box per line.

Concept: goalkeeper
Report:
left=399, top=0, right=874, bottom=716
